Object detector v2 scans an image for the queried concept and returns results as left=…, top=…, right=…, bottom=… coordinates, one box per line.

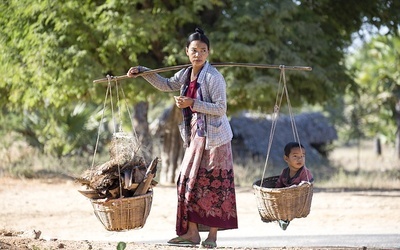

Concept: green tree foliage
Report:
left=345, top=34, right=400, bottom=143
left=1, top=0, right=399, bottom=156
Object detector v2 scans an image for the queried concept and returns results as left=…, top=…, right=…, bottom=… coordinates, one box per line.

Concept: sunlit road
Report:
left=139, top=234, right=400, bottom=249
left=217, top=234, right=400, bottom=249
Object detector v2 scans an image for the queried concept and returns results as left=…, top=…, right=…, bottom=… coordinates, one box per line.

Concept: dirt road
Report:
left=0, top=177, right=399, bottom=249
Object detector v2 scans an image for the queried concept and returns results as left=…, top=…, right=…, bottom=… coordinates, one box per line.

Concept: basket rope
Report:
left=90, top=77, right=112, bottom=174
left=87, top=75, right=151, bottom=231
left=254, top=66, right=313, bottom=224
left=90, top=76, right=141, bottom=184
left=260, top=66, right=310, bottom=186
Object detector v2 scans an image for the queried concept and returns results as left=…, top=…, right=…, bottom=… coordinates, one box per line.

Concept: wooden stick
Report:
left=93, top=62, right=312, bottom=84
left=134, top=157, right=158, bottom=196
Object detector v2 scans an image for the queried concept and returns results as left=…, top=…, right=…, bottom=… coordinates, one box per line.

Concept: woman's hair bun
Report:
left=187, top=27, right=209, bottom=49
left=195, top=27, right=204, bottom=35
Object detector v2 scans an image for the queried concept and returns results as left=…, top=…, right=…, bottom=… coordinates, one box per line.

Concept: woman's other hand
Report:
left=174, top=96, right=194, bottom=109
left=127, top=66, right=140, bottom=78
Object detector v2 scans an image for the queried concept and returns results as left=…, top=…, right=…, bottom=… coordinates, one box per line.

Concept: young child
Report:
left=275, top=142, right=314, bottom=230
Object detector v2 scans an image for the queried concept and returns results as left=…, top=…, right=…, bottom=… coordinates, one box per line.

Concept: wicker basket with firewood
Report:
left=76, top=132, right=158, bottom=231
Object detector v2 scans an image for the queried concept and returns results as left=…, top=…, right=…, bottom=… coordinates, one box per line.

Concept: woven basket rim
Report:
left=90, top=190, right=153, bottom=204
left=253, top=176, right=313, bottom=192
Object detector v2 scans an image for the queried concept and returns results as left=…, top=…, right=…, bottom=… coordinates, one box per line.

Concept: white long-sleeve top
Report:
left=141, top=61, right=233, bottom=149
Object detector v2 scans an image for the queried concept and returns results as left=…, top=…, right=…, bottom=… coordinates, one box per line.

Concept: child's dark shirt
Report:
left=275, top=166, right=313, bottom=188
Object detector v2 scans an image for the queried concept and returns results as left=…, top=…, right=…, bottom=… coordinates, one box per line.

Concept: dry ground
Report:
left=0, top=141, right=399, bottom=249
left=0, top=177, right=399, bottom=250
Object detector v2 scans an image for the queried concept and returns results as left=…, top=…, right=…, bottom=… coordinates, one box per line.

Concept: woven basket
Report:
left=90, top=191, right=153, bottom=231
left=253, top=176, right=313, bottom=223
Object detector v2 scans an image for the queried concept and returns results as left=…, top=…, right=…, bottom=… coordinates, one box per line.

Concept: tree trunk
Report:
left=132, top=101, right=152, bottom=163
left=159, top=105, right=184, bottom=184
left=396, top=100, right=400, bottom=159
left=374, top=137, right=381, bottom=156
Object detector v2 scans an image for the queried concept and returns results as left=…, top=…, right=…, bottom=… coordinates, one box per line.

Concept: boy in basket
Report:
left=275, top=142, right=314, bottom=230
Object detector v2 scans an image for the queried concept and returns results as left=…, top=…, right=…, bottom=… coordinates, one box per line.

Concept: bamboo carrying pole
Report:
left=93, top=62, right=312, bottom=84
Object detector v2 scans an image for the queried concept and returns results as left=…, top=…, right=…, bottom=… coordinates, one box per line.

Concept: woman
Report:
left=127, top=28, right=238, bottom=248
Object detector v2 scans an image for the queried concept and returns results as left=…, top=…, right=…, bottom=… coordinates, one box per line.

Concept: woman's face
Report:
left=186, top=40, right=209, bottom=68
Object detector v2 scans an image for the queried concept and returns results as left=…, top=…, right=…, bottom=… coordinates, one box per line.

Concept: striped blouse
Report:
left=140, top=61, right=233, bottom=149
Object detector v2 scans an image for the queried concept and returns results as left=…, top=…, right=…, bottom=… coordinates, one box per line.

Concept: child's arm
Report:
left=275, top=170, right=286, bottom=188
left=300, top=167, right=314, bottom=183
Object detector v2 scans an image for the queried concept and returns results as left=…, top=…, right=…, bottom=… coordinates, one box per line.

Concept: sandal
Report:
left=167, top=236, right=199, bottom=245
left=201, top=240, right=217, bottom=249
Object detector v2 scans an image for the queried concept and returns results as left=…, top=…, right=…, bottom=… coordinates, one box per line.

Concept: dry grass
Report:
left=1, top=137, right=399, bottom=190
left=322, top=140, right=400, bottom=189
left=234, top=140, right=400, bottom=189
left=329, top=140, right=399, bottom=171
left=0, top=137, right=95, bottom=179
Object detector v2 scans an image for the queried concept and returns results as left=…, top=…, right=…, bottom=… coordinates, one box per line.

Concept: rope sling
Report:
left=253, top=67, right=314, bottom=228
left=81, top=77, right=155, bottom=231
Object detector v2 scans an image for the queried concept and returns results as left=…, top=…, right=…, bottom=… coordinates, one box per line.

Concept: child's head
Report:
left=283, top=142, right=306, bottom=171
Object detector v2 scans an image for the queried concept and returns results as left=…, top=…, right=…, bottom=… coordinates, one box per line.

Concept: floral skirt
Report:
left=175, top=118, right=238, bottom=235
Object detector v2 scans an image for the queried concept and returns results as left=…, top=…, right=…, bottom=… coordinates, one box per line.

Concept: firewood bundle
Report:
left=76, top=132, right=158, bottom=200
